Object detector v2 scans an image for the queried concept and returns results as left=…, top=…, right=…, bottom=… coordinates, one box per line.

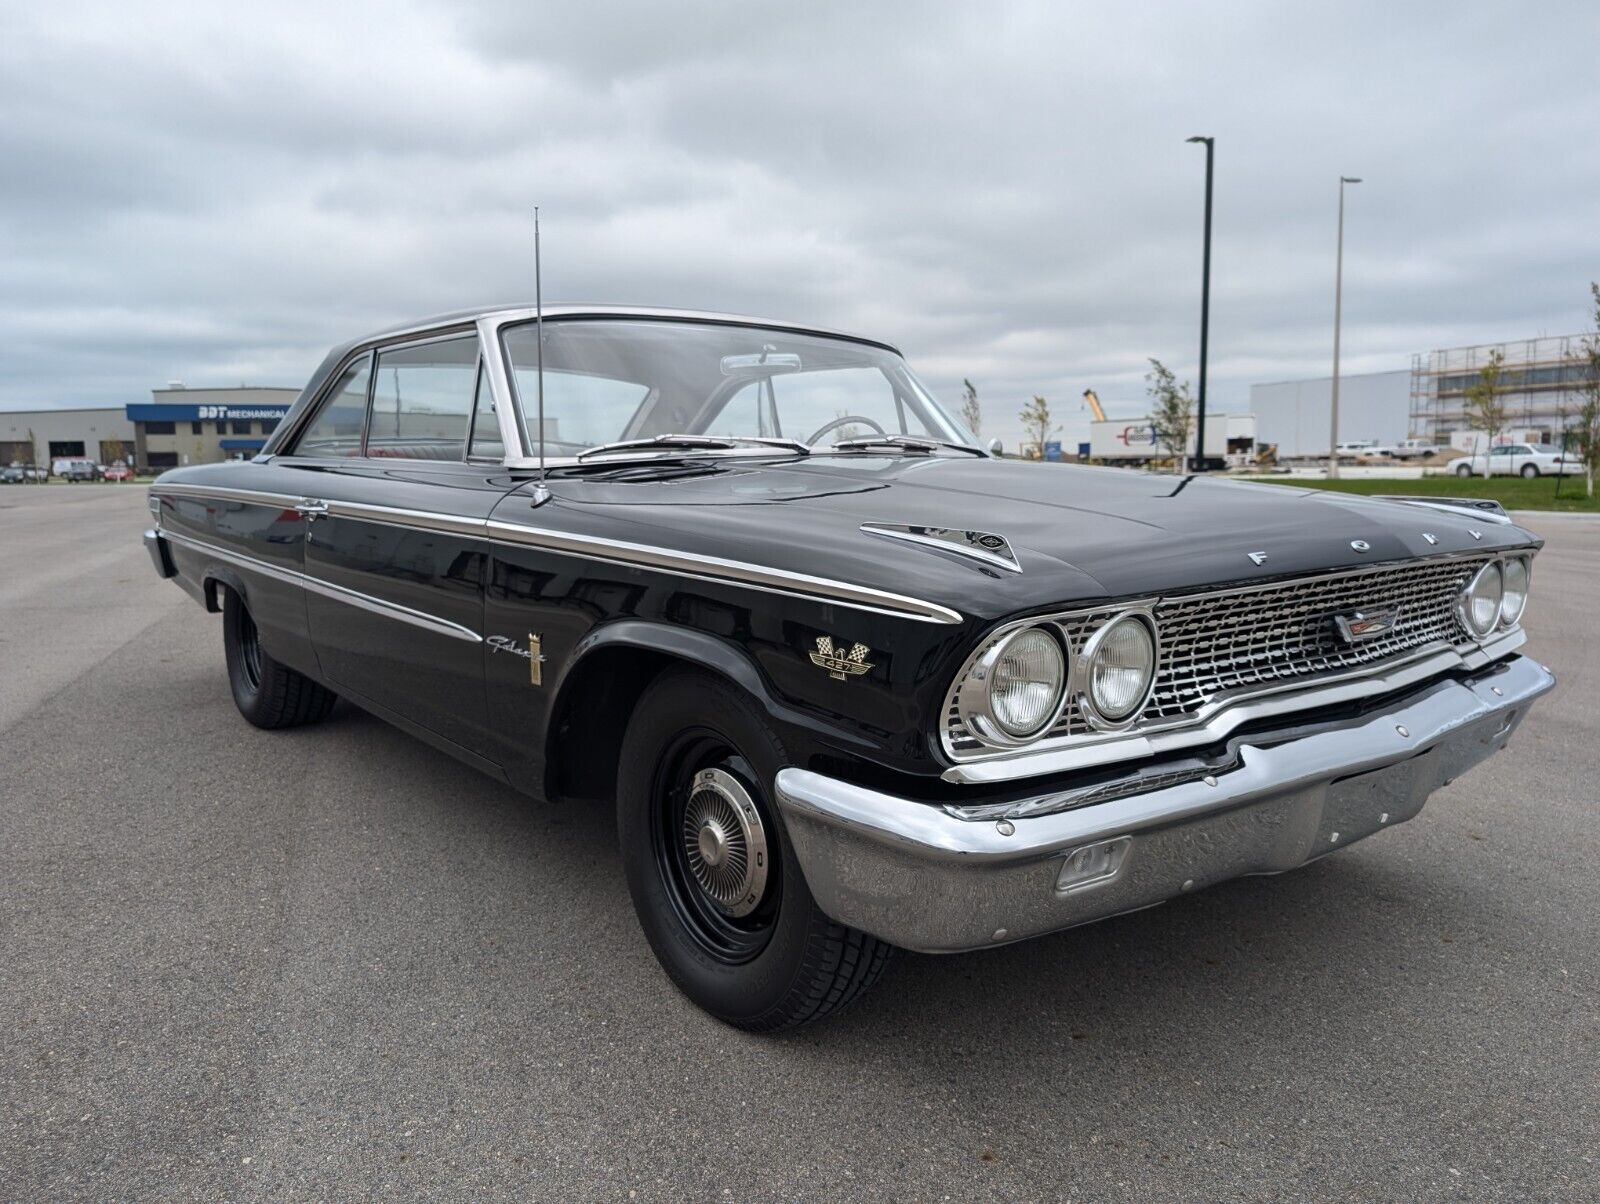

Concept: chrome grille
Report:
left=944, top=555, right=1491, bottom=757
left=1147, top=556, right=1480, bottom=720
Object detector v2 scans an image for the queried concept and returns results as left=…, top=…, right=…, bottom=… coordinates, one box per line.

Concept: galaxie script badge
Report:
left=1333, top=606, right=1401, bottom=643
left=810, top=636, right=875, bottom=680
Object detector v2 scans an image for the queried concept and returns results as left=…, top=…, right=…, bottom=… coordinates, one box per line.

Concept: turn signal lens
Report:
left=1499, top=556, right=1530, bottom=627
left=988, top=627, right=1065, bottom=738
left=1087, top=615, right=1156, bottom=723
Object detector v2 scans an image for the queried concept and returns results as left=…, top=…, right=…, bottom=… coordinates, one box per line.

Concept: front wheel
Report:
left=222, top=587, right=338, bottom=729
left=617, top=668, right=893, bottom=1031
left=1520, top=463, right=1539, bottom=478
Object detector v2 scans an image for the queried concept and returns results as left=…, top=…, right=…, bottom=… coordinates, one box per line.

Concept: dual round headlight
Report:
left=963, top=613, right=1157, bottom=744
left=1460, top=557, right=1530, bottom=639
left=1080, top=615, right=1158, bottom=726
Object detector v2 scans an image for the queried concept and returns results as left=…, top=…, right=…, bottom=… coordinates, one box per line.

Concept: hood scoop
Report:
left=860, top=523, right=1021, bottom=573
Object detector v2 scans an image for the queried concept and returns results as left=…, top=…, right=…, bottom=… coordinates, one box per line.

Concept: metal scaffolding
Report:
left=1409, top=334, right=1595, bottom=441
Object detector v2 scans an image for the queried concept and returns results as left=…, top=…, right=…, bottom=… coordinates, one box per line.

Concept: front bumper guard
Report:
left=775, top=655, right=1554, bottom=954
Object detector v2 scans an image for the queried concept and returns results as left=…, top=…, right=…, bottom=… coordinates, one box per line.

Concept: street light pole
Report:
left=1327, top=175, right=1361, bottom=480
left=1186, top=136, right=1214, bottom=472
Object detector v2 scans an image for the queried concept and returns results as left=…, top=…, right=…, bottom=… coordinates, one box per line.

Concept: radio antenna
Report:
left=530, top=205, right=551, bottom=505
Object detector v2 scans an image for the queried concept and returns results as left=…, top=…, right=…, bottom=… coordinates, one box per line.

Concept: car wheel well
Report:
left=548, top=648, right=747, bottom=803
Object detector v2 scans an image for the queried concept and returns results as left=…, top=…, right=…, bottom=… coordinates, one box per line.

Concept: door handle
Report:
left=295, top=498, right=329, bottom=517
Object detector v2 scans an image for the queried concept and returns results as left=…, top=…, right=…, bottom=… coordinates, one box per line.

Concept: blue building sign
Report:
left=125, top=402, right=292, bottom=423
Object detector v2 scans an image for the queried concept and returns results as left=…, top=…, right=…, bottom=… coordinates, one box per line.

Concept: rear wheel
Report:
left=617, top=668, right=893, bottom=1031
left=1456, top=462, right=1474, bottom=477
left=222, top=587, right=337, bottom=729
left=1520, top=463, right=1539, bottom=478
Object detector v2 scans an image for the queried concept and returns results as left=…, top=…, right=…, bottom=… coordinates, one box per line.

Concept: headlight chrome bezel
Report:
left=1498, top=554, right=1531, bottom=629
left=1457, top=559, right=1506, bottom=640
left=956, top=624, right=1071, bottom=747
left=1077, top=609, right=1161, bottom=731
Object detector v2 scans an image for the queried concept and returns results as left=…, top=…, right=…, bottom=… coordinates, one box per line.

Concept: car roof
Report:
left=354, top=304, right=902, bottom=356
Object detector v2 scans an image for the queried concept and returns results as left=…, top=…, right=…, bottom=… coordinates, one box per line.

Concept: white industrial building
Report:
left=1249, top=369, right=1410, bottom=458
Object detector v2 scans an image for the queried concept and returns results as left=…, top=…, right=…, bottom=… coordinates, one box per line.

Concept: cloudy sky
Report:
left=4, top=1, right=1598, bottom=450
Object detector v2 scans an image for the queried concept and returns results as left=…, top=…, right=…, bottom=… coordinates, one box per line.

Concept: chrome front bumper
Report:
left=775, top=655, right=1554, bottom=954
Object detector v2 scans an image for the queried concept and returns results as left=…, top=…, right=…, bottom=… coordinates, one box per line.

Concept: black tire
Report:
left=1456, top=462, right=1473, bottom=477
left=1520, top=463, right=1539, bottom=478
left=222, top=587, right=338, bottom=729
left=617, top=668, right=893, bottom=1031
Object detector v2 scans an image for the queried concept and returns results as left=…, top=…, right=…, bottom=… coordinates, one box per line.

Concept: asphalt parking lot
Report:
left=1, top=485, right=1595, bottom=1201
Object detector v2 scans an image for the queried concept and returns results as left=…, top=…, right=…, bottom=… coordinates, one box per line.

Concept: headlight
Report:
left=1082, top=614, right=1157, bottom=726
left=1459, top=561, right=1504, bottom=639
left=961, top=626, right=1067, bottom=744
left=1499, top=556, right=1530, bottom=627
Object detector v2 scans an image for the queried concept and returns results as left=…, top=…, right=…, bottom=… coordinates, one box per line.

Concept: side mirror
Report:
left=987, top=438, right=1005, bottom=458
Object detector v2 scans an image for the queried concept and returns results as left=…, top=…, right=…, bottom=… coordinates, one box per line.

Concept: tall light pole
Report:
left=1186, top=136, right=1214, bottom=471
left=1327, top=175, right=1361, bottom=479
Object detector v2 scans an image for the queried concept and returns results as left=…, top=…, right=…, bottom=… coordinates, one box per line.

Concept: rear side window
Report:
left=296, top=354, right=373, bottom=458
left=366, top=336, right=479, bottom=460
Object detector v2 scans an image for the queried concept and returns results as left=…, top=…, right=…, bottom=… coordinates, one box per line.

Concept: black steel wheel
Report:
left=222, top=586, right=339, bottom=729
left=617, top=667, right=893, bottom=1031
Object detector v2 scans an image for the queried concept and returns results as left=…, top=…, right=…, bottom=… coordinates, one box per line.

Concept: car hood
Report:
left=521, top=456, right=1537, bottom=623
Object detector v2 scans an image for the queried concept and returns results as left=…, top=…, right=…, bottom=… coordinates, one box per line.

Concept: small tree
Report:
left=1463, top=348, right=1508, bottom=472
left=1573, top=282, right=1600, bottom=499
left=959, top=378, right=981, bottom=436
left=1146, top=358, right=1195, bottom=473
left=1019, top=395, right=1058, bottom=459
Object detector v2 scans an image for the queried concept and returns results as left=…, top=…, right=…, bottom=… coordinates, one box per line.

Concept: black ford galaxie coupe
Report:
left=144, top=306, right=1553, bottom=1030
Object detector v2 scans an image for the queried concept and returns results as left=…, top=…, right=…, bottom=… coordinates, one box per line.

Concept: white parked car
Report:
left=1454, top=443, right=1578, bottom=477
left=1391, top=439, right=1441, bottom=460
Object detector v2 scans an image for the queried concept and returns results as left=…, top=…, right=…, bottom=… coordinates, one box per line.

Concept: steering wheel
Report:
left=806, top=415, right=886, bottom=446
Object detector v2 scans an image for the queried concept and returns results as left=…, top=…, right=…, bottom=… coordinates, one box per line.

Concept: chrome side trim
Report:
left=160, top=530, right=482, bottom=644
left=486, top=520, right=964, bottom=625
left=942, top=632, right=1525, bottom=783
left=322, top=499, right=488, bottom=538
left=860, top=523, right=1022, bottom=573
left=149, top=483, right=305, bottom=508
left=152, top=484, right=958, bottom=625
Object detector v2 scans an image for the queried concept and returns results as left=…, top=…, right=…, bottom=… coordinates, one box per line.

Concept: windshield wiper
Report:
left=577, top=434, right=811, bottom=461
left=828, top=435, right=989, bottom=457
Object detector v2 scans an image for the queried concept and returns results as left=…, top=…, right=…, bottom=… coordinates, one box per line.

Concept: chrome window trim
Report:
left=266, top=324, right=482, bottom=460
left=263, top=308, right=930, bottom=467
left=485, top=519, right=963, bottom=625
left=482, top=310, right=950, bottom=471
left=159, top=530, right=481, bottom=643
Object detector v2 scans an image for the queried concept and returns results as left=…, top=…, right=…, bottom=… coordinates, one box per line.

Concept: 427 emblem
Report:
left=809, top=636, right=875, bottom=681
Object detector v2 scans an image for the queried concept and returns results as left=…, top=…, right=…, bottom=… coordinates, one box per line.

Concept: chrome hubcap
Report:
left=681, top=768, right=768, bottom=917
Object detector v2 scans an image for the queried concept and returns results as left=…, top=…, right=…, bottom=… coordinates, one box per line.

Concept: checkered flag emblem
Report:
left=810, top=636, right=875, bottom=681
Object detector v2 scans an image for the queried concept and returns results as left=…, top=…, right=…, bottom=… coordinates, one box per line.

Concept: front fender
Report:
left=555, top=619, right=881, bottom=756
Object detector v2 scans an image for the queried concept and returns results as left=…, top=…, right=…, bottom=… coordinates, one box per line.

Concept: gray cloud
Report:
left=3, top=0, right=1597, bottom=450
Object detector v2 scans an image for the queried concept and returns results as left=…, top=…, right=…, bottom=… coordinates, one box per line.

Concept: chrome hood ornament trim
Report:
left=860, top=523, right=1021, bottom=573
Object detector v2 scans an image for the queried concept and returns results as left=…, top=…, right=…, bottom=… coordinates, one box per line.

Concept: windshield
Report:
left=499, top=319, right=970, bottom=458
